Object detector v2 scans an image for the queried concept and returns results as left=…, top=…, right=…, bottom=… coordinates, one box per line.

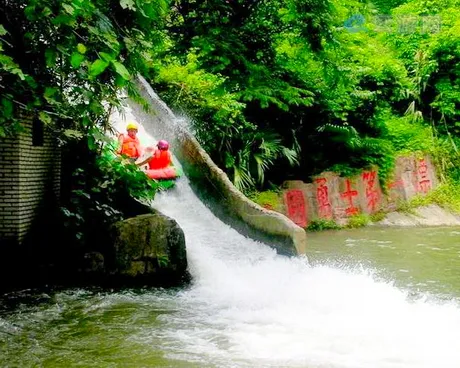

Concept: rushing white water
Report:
left=102, top=87, right=460, bottom=368
left=144, top=177, right=460, bottom=368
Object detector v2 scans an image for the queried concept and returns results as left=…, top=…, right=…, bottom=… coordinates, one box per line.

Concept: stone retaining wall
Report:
left=278, top=155, right=438, bottom=227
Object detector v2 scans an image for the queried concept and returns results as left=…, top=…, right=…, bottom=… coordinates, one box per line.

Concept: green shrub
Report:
left=60, top=144, right=159, bottom=246
left=369, top=211, right=387, bottom=223
left=346, top=213, right=371, bottom=228
left=409, top=181, right=460, bottom=214
left=248, top=190, right=282, bottom=210
left=306, top=219, right=341, bottom=232
left=96, top=145, right=158, bottom=201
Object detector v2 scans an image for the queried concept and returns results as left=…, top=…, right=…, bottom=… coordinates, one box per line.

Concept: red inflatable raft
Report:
left=145, top=166, right=178, bottom=180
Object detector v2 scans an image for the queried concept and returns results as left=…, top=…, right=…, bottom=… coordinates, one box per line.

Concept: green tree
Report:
left=153, top=0, right=336, bottom=189
left=154, top=0, right=419, bottom=187
left=0, top=0, right=169, bottom=139
left=0, top=0, right=169, bottom=246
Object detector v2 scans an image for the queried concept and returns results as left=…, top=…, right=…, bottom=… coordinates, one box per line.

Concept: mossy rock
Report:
left=108, top=213, right=188, bottom=286
left=250, top=190, right=283, bottom=211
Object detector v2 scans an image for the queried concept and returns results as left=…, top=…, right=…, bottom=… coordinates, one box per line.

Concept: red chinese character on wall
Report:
left=341, top=179, right=359, bottom=216
left=284, top=189, right=307, bottom=227
left=417, top=158, right=432, bottom=193
left=387, top=179, right=404, bottom=189
left=315, top=178, right=333, bottom=219
left=362, top=171, right=380, bottom=212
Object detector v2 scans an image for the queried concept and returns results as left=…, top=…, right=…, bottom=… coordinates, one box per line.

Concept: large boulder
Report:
left=108, top=213, right=188, bottom=286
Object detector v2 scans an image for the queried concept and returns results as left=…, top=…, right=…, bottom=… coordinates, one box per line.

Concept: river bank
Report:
left=305, top=203, right=460, bottom=232
left=376, top=204, right=460, bottom=227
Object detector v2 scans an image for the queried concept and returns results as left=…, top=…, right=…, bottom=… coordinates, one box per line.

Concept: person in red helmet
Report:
left=149, top=140, right=172, bottom=169
left=137, top=140, right=173, bottom=170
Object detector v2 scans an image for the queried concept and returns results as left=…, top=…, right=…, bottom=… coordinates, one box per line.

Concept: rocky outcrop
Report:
left=271, top=155, right=439, bottom=228
left=376, top=204, right=460, bottom=227
left=107, top=213, right=188, bottom=286
left=128, top=76, right=307, bottom=256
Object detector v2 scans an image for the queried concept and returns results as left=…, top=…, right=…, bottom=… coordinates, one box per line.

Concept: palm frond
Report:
left=229, top=130, right=302, bottom=189
left=253, top=153, right=271, bottom=185
left=282, top=146, right=300, bottom=166
left=405, top=101, right=424, bottom=123
left=317, top=123, right=360, bottom=138
left=233, top=165, right=254, bottom=191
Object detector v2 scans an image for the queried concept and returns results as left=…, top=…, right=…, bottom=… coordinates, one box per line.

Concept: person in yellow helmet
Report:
left=117, top=122, right=143, bottom=160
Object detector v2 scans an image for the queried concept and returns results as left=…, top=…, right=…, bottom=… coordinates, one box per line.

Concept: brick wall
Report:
left=0, top=115, right=61, bottom=246
left=0, top=131, right=20, bottom=244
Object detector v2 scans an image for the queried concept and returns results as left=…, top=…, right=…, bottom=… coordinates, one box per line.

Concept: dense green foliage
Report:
left=2, top=0, right=460, bottom=234
left=151, top=0, right=460, bottom=191
left=153, top=0, right=332, bottom=188
left=0, top=0, right=169, bottom=246
left=0, top=0, right=168, bottom=137
left=306, top=219, right=341, bottom=232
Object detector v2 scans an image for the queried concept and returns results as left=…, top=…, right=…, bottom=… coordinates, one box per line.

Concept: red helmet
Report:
left=157, top=140, right=169, bottom=150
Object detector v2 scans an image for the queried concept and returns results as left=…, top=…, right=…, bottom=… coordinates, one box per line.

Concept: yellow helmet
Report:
left=126, top=122, right=138, bottom=131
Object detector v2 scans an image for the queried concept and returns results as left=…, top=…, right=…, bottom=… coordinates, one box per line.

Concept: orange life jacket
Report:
left=148, top=149, right=172, bottom=170
left=120, top=134, right=141, bottom=158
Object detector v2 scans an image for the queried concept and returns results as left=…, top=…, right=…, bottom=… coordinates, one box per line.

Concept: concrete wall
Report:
left=277, top=155, right=438, bottom=227
left=127, top=76, right=307, bottom=256
left=0, top=115, right=61, bottom=246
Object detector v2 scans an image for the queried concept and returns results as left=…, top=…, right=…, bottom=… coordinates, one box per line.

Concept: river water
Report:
left=2, top=84, right=460, bottom=367
left=1, top=176, right=460, bottom=368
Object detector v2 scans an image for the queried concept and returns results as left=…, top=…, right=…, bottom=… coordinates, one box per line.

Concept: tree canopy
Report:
left=0, top=0, right=168, bottom=140
left=2, top=0, right=460, bottom=192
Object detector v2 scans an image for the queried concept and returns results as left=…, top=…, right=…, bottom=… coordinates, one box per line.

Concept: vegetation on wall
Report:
left=0, top=0, right=169, bottom=246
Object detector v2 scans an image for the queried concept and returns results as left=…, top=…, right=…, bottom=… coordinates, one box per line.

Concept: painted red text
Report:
left=341, top=179, right=359, bottom=216
left=284, top=189, right=307, bottom=227
left=362, top=171, right=380, bottom=212
left=315, top=178, right=333, bottom=219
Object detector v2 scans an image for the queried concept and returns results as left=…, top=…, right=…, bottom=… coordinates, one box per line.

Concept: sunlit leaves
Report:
left=88, top=59, right=109, bottom=77
left=99, top=52, right=115, bottom=62
left=1, top=0, right=169, bottom=142
left=70, top=52, right=85, bottom=68
left=63, top=129, right=84, bottom=140
left=44, top=87, right=59, bottom=104
left=62, top=3, right=74, bottom=15
left=45, top=49, right=57, bottom=67
left=0, top=54, right=26, bottom=80
left=120, top=0, right=136, bottom=10
left=38, top=111, right=52, bottom=125
left=77, top=43, right=87, bottom=54
left=52, top=14, right=76, bottom=26
left=112, top=61, right=131, bottom=80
